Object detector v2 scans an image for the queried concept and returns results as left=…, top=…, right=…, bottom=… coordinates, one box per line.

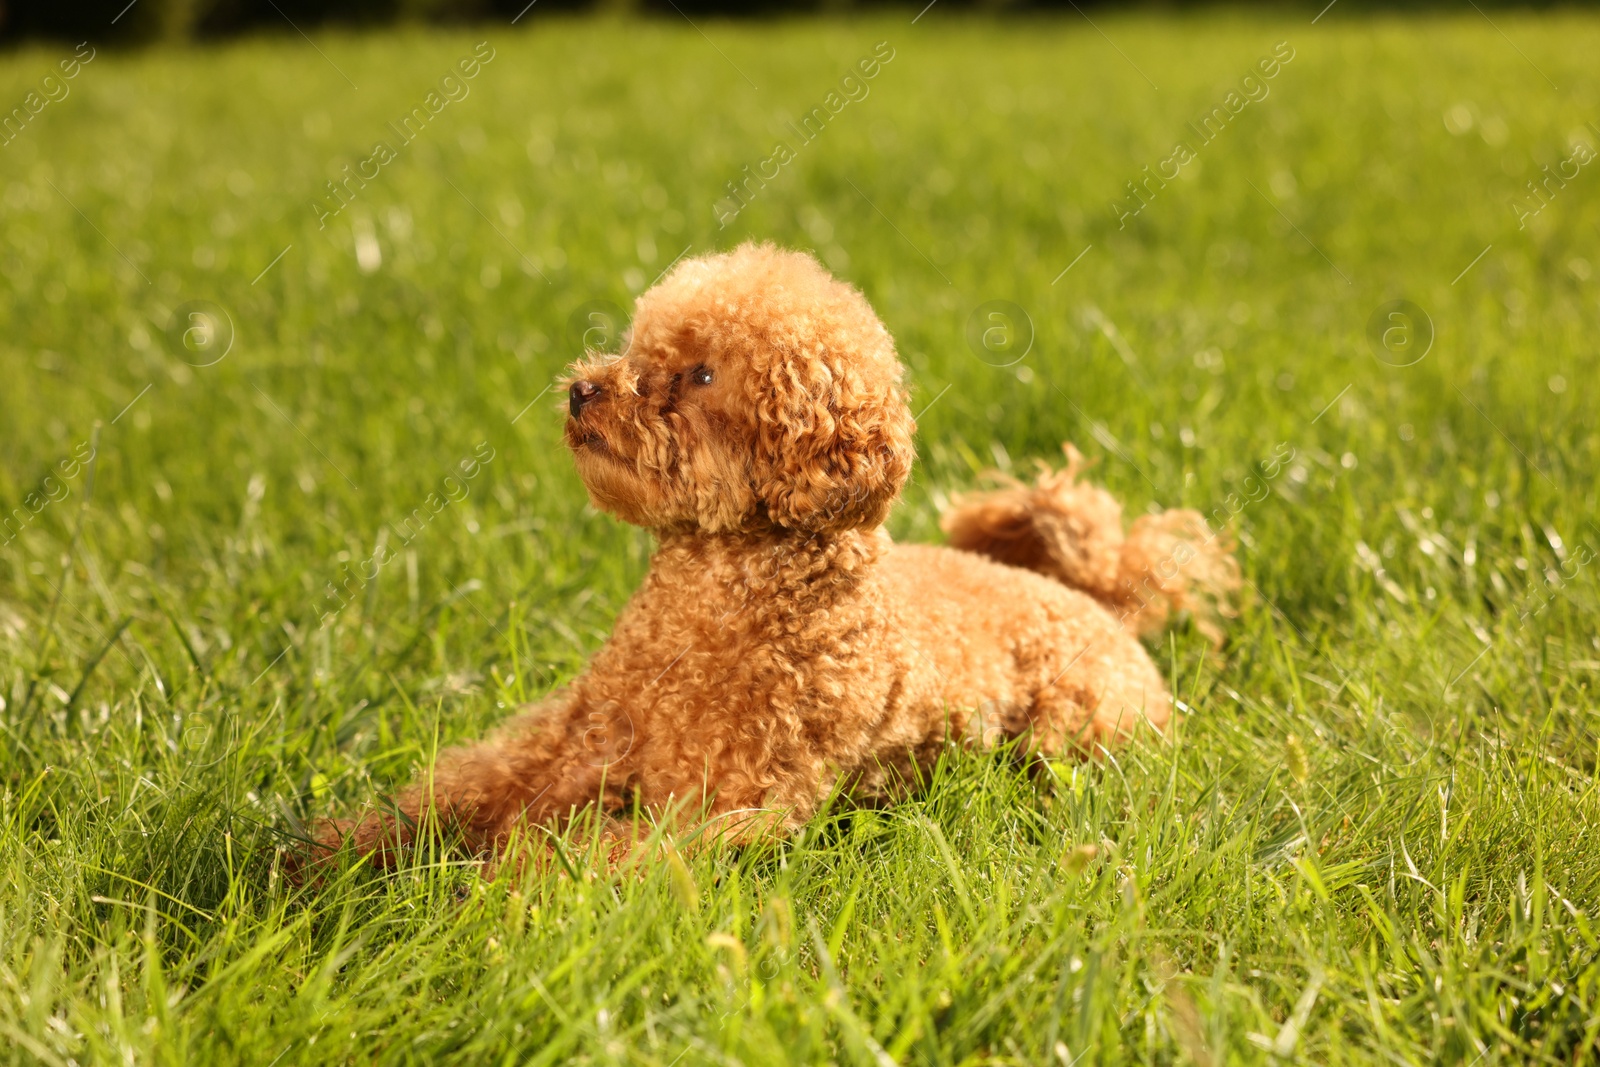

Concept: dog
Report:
left=313, top=242, right=1237, bottom=866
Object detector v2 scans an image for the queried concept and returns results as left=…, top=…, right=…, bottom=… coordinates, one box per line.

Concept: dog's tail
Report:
left=940, top=443, right=1240, bottom=646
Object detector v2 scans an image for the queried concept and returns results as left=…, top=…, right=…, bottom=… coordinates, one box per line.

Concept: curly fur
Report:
left=941, top=445, right=1240, bottom=645
left=311, top=243, right=1238, bottom=867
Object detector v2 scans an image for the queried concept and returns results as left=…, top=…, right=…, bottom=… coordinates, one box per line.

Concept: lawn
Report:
left=2, top=9, right=1599, bottom=1064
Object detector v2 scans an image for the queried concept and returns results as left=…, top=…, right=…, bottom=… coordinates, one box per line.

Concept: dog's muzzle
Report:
left=569, top=379, right=601, bottom=417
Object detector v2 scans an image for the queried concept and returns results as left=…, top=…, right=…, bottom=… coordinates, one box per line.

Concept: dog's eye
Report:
left=690, top=364, right=713, bottom=386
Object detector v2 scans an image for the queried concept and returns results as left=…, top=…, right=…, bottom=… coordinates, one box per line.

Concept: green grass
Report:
left=2, top=9, right=1599, bottom=1064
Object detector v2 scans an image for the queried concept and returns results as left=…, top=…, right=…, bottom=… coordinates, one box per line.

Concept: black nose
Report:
left=568, top=380, right=600, bottom=416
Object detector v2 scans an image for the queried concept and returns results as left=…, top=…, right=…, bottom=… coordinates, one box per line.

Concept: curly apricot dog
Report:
left=317, top=243, right=1237, bottom=864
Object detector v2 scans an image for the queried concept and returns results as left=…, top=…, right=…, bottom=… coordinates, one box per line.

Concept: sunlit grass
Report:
left=1, top=11, right=1598, bottom=1064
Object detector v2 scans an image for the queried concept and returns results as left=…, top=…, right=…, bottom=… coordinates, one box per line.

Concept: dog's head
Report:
left=562, top=243, right=915, bottom=535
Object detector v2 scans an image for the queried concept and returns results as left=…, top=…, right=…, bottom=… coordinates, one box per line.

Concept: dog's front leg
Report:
left=306, top=699, right=612, bottom=869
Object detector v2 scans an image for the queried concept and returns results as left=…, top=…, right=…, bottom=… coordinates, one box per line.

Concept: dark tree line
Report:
left=0, top=0, right=1583, bottom=46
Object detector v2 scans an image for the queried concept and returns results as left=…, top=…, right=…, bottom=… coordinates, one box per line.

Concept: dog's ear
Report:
left=754, top=368, right=915, bottom=532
